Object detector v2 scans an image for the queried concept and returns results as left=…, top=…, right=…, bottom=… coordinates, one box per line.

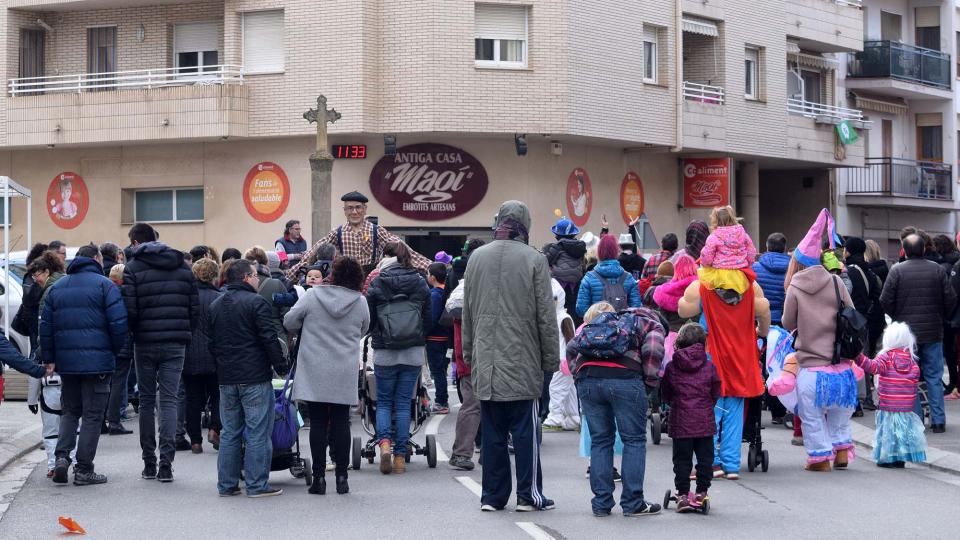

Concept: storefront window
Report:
left=135, top=188, right=203, bottom=222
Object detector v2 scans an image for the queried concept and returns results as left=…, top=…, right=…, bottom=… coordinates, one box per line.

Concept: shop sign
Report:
left=243, top=162, right=290, bottom=223
left=565, top=167, right=592, bottom=227
left=47, top=172, right=89, bottom=230
left=682, top=158, right=730, bottom=208
left=619, top=171, right=644, bottom=225
left=369, top=143, right=488, bottom=221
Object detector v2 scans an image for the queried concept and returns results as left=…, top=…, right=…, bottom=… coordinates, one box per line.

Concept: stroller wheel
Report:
left=352, top=437, right=362, bottom=470
left=302, top=458, right=313, bottom=486
left=663, top=489, right=672, bottom=509
left=747, top=446, right=757, bottom=473
left=426, top=434, right=438, bottom=468
left=761, top=450, right=769, bottom=473
left=702, top=497, right=710, bottom=515
left=650, top=413, right=662, bottom=446
left=290, top=458, right=306, bottom=479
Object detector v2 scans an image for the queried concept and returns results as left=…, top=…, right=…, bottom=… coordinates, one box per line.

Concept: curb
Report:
left=850, top=421, right=960, bottom=477
left=0, top=441, right=42, bottom=475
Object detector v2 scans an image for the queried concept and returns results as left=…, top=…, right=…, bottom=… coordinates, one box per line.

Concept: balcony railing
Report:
left=787, top=98, right=863, bottom=121
left=8, top=65, right=244, bottom=96
left=682, top=81, right=725, bottom=105
left=846, top=157, right=952, bottom=200
left=848, top=41, right=950, bottom=90
left=834, top=0, right=861, bottom=7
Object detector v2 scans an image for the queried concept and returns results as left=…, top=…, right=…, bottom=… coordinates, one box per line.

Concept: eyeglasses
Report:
left=343, top=205, right=365, bottom=214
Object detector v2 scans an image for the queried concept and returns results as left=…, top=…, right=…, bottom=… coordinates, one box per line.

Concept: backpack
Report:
left=590, top=271, right=629, bottom=311
left=848, top=263, right=882, bottom=323
left=377, top=292, right=424, bottom=349
left=832, top=276, right=868, bottom=364
left=571, top=311, right=636, bottom=361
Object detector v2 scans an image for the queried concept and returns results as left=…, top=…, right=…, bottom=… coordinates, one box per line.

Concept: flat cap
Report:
left=341, top=191, right=369, bottom=203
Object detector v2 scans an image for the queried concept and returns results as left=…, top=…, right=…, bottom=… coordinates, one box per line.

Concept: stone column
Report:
left=309, top=155, right=333, bottom=243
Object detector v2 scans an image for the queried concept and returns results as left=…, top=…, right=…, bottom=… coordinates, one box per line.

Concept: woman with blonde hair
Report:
left=183, top=258, right=222, bottom=453
left=863, top=239, right=889, bottom=284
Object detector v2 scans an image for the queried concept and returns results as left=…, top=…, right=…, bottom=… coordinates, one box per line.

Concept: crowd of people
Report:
left=0, top=190, right=952, bottom=516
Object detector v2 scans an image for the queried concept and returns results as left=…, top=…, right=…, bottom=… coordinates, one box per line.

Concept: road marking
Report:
left=455, top=475, right=482, bottom=497
left=11, top=424, right=39, bottom=440
left=515, top=522, right=557, bottom=540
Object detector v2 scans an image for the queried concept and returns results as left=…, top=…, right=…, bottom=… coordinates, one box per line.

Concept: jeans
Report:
left=177, top=374, right=187, bottom=438
left=136, top=343, right=185, bottom=465
left=673, top=436, right=713, bottom=494
left=713, top=396, right=744, bottom=473
left=306, top=402, right=350, bottom=477
left=425, top=342, right=450, bottom=406
left=915, top=341, right=946, bottom=425
left=480, top=399, right=546, bottom=509
left=56, top=374, right=111, bottom=473
left=106, top=355, right=132, bottom=425
left=218, top=382, right=275, bottom=495
left=576, top=377, right=648, bottom=514
left=375, top=364, right=420, bottom=456
left=184, top=373, right=221, bottom=445
left=452, top=374, right=481, bottom=458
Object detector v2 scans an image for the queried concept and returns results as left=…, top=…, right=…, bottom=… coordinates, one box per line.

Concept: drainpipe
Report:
left=672, top=0, right=684, bottom=152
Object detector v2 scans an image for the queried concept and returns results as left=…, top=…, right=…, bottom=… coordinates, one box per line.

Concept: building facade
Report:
left=0, top=0, right=865, bottom=257
left=837, top=0, right=956, bottom=257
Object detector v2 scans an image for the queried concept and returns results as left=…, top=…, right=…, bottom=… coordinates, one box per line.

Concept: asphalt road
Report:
left=1, top=393, right=959, bottom=540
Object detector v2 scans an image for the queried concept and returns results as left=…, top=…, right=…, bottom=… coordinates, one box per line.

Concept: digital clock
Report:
left=332, top=144, right=367, bottom=159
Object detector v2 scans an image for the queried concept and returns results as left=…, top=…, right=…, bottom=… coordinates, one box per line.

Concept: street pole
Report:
left=303, top=95, right=341, bottom=244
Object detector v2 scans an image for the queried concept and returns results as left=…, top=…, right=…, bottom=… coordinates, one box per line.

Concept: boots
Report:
left=336, top=475, right=349, bottom=494
left=308, top=466, right=325, bottom=494
left=392, top=455, right=406, bottom=474
left=379, top=440, right=393, bottom=475
left=805, top=460, right=832, bottom=472
left=834, top=449, right=849, bottom=469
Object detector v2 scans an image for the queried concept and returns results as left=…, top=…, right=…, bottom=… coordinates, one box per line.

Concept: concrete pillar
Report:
left=309, top=156, right=332, bottom=243
left=738, top=161, right=761, bottom=246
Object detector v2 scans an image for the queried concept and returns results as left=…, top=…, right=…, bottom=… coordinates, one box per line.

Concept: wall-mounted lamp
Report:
left=137, top=24, right=145, bottom=42
left=384, top=135, right=397, bottom=156
left=514, top=134, right=527, bottom=156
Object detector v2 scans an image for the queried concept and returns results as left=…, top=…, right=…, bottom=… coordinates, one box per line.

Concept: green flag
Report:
left=836, top=120, right=859, bottom=145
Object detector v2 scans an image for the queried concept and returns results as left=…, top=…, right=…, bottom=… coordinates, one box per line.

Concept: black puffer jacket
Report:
left=184, top=282, right=222, bottom=375
left=881, top=257, right=957, bottom=344
left=366, top=264, right=431, bottom=350
left=17, top=274, right=42, bottom=347
left=209, top=282, right=286, bottom=384
left=867, top=259, right=889, bottom=285
left=122, top=242, right=199, bottom=344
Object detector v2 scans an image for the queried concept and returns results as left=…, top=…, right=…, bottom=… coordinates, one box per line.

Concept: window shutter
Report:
left=916, top=113, right=942, bottom=127
left=175, top=22, right=218, bottom=53
left=475, top=4, right=527, bottom=41
left=643, top=26, right=658, bottom=43
left=915, top=7, right=939, bottom=28
left=243, top=10, right=284, bottom=73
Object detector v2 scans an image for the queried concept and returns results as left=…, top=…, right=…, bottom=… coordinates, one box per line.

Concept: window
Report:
left=800, top=69, right=822, bottom=104
left=474, top=4, right=527, bottom=68
left=19, top=29, right=44, bottom=80
left=642, top=27, right=659, bottom=83
left=0, top=203, right=10, bottom=227
left=242, top=10, right=284, bottom=74
left=744, top=47, right=759, bottom=99
left=914, top=7, right=940, bottom=50
left=87, top=26, right=116, bottom=90
left=134, top=188, right=204, bottom=222
left=916, top=113, right=943, bottom=161
left=175, top=22, right=219, bottom=74
left=880, top=11, right=901, bottom=42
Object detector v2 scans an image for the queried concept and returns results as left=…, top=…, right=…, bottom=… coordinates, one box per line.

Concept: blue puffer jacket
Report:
left=752, top=251, right=790, bottom=323
left=39, top=257, right=128, bottom=375
left=575, top=259, right=641, bottom=317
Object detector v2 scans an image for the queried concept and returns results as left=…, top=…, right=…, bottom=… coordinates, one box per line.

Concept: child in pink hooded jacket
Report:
left=699, top=206, right=757, bottom=270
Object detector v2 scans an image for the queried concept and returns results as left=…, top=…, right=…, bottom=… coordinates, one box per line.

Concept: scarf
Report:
left=493, top=217, right=529, bottom=243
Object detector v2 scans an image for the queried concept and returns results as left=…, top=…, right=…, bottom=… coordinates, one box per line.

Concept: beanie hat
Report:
left=551, top=218, right=580, bottom=237
left=598, top=234, right=619, bottom=261
left=266, top=251, right=281, bottom=270
left=794, top=208, right=840, bottom=267
left=434, top=251, right=453, bottom=264
left=844, top=236, right=866, bottom=257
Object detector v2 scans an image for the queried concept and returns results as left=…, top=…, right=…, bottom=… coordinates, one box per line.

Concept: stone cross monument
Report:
left=303, top=95, right=341, bottom=242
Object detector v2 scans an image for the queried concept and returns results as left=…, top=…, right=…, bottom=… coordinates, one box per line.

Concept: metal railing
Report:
left=834, top=0, right=862, bottom=7
left=8, top=65, right=244, bottom=96
left=847, top=41, right=950, bottom=90
left=846, top=157, right=953, bottom=200
left=787, top=97, right=863, bottom=121
left=682, top=81, right=725, bottom=104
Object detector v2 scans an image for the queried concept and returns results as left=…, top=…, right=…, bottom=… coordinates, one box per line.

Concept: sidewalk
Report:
left=0, top=401, right=42, bottom=473
left=851, top=395, right=960, bottom=476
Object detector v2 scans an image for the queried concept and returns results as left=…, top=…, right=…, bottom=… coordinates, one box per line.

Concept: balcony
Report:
left=846, top=41, right=952, bottom=100
left=785, top=0, right=863, bottom=53
left=845, top=157, right=954, bottom=210
left=5, top=66, right=248, bottom=147
left=787, top=98, right=867, bottom=125
left=682, top=81, right=724, bottom=105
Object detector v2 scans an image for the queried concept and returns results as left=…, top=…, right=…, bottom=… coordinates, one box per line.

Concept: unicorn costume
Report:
left=542, top=279, right=580, bottom=431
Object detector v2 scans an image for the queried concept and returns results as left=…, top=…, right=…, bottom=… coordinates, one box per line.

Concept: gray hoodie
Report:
left=283, top=285, right=370, bottom=405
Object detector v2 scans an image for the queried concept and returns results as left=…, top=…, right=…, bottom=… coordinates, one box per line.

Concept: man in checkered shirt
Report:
left=287, top=191, right=430, bottom=279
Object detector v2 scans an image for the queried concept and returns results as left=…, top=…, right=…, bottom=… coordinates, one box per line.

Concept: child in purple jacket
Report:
left=660, top=322, right=721, bottom=513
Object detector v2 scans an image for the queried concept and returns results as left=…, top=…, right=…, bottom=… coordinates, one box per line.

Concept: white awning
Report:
left=786, top=42, right=801, bottom=55
left=850, top=92, right=908, bottom=115
left=789, top=51, right=839, bottom=70
left=682, top=17, right=718, bottom=37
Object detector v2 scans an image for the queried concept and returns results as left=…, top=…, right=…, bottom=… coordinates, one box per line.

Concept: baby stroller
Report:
left=648, top=386, right=669, bottom=445
left=265, top=366, right=312, bottom=486
left=351, top=338, right=438, bottom=469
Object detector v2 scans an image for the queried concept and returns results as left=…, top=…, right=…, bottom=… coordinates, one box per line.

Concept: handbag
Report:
left=271, top=364, right=299, bottom=451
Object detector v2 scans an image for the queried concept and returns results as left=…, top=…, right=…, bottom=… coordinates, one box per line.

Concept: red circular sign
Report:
left=243, top=162, right=290, bottom=223
left=369, top=143, right=489, bottom=221
left=619, top=171, right=645, bottom=225
left=565, top=167, right=592, bottom=228
left=46, top=172, right=89, bottom=230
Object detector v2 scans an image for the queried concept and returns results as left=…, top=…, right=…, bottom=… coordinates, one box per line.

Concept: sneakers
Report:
left=676, top=493, right=693, bottom=513
left=142, top=462, right=158, bottom=480
left=771, top=416, right=784, bottom=425
left=931, top=424, right=946, bottom=434
left=392, top=455, right=406, bottom=474
left=175, top=436, right=191, bottom=451
left=877, top=460, right=905, bottom=469
left=791, top=436, right=804, bottom=446
left=724, top=472, right=739, bottom=481
left=379, top=440, right=393, bottom=475
left=108, top=424, right=133, bottom=435
left=834, top=449, right=849, bottom=469
left=247, top=487, right=283, bottom=498
left=208, top=429, right=220, bottom=450
left=52, top=458, right=70, bottom=484
left=448, top=455, right=475, bottom=471
left=711, top=465, right=724, bottom=478
left=693, top=492, right=708, bottom=508
left=624, top=501, right=661, bottom=517
left=73, top=470, right=107, bottom=486
left=480, top=504, right=502, bottom=512
left=516, top=497, right=555, bottom=512
left=805, top=460, right=832, bottom=472
left=157, top=463, right=173, bottom=482
left=541, top=423, right=564, bottom=432
left=219, top=486, right=242, bottom=497
left=191, top=443, right=203, bottom=454
left=429, top=403, right=450, bottom=415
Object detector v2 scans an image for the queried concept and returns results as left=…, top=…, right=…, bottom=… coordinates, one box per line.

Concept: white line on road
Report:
left=515, top=522, right=557, bottom=540
left=455, top=475, right=482, bottom=497
left=11, top=424, right=39, bottom=441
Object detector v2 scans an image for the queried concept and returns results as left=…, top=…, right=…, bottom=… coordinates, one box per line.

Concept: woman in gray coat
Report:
left=283, top=257, right=369, bottom=496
